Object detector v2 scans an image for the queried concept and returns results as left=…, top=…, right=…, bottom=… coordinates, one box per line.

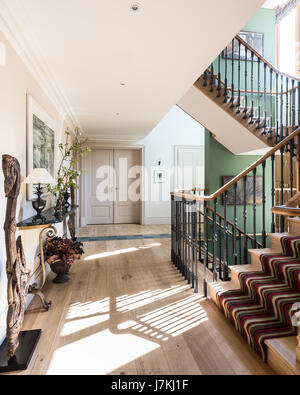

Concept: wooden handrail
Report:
left=205, top=68, right=298, bottom=96
left=171, top=127, right=300, bottom=202
left=271, top=190, right=300, bottom=216
left=235, top=35, right=300, bottom=83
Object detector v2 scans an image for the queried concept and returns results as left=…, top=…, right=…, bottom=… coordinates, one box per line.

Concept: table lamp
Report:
left=23, top=168, right=56, bottom=223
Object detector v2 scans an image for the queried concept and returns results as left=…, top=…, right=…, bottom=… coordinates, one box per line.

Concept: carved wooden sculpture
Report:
left=67, top=185, right=76, bottom=239
left=2, top=155, right=30, bottom=358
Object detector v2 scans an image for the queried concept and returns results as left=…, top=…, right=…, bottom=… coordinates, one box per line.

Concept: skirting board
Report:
left=143, top=217, right=171, bottom=225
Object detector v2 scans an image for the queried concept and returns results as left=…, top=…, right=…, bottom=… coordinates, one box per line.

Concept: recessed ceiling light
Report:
left=120, top=82, right=126, bottom=86
left=116, top=113, right=120, bottom=116
left=131, top=3, right=140, bottom=12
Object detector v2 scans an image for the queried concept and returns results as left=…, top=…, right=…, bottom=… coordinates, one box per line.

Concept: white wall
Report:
left=0, top=31, right=70, bottom=345
left=137, top=105, right=205, bottom=224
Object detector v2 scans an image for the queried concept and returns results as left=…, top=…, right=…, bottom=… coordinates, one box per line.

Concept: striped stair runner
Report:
left=217, top=236, right=300, bottom=361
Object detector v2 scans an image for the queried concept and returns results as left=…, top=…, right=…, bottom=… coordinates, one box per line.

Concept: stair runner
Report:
left=217, top=236, right=300, bottom=362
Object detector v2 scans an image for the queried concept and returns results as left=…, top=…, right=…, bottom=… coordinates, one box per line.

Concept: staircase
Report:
left=170, top=127, right=300, bottom=374
left=178, top=34, right=300, bottom=154
left=209, top=220, right=300, bottom=375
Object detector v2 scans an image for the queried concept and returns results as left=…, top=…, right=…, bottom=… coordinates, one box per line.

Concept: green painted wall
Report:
left=205, top=131, right=272, bottom=264
left=205, top=8, right=276, bottom=226
left=243, top=8, right=276, bottom=64
left=203, top=9, right=276, bottom=264
left=211, top=8, right=276, bottom=117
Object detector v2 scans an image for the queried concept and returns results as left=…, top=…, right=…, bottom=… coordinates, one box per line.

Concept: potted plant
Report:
left=48, top=127, right=90, bottom=215
left=44, top=236, right=84, bottom=283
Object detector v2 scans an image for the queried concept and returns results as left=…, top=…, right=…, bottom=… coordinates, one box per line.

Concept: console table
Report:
left=17, top=205, right=78, bottom=311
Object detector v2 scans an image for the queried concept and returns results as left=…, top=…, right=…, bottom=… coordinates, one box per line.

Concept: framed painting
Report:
left=223, top=31, right=264, bottom=61
left=154, top=170, right=165, bottom=183
left=222, top=176, right=263, bottom=205
left=27, top=94, right=57, bottom=200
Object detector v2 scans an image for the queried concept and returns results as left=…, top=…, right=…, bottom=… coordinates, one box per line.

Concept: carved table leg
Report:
left=28, top=225, right=57, bottom=311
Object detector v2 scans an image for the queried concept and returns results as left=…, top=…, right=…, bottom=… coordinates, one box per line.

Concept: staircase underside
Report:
left=178, top=75, right=271, bottom=155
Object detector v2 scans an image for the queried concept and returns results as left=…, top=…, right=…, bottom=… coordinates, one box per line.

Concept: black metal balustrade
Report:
left=203, top=35, right=300, bottom=144
left=171, top=129, right=300, bottom=296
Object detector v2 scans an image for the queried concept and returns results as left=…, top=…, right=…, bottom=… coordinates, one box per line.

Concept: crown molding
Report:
left=86, top=134, right=145, bottom=143
left=0, top=1, right=81, bottom=130
left=276, top=0, right=299, bottom=23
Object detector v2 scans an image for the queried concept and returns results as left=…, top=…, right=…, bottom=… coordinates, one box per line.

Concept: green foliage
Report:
left=48, top=127, right=91, bottom=200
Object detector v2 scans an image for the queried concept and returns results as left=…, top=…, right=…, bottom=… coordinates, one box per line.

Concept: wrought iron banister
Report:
left=236, top=35, right=300, bottom=83
left=171, top=128, right=300, bottom=296
left=202, top=34, right=300, bottom=143
left=171, top=127, right=300, bottom=203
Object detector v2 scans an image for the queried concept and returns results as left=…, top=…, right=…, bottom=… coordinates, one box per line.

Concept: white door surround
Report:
left=80, top=144, right=145, bottom=227
left=174, top=145, right=205, bottom=192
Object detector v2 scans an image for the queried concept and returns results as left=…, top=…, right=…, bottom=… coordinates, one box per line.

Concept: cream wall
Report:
left=136, top=106, right=205, bottom=224
left=0, top=31, right=70, bottom=344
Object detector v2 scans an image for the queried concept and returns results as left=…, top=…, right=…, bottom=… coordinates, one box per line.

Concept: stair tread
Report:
left=266, top=336, right=300, bottom=375
left=229, top=264, right=262, bottom=274
left=268, top=232, right=291, bottom=238
left=248, top=248, right=282, bottom=255
left=288, top=217, right=300, bottom=223
left=209, top=280, right=238, bottom=294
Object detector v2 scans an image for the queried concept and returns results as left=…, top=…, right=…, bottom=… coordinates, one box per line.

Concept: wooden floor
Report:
left=3, top=225, right=273, bottom=375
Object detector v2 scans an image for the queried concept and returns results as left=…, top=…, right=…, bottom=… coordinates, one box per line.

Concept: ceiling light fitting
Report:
left=131, top=3, right=140, bottom=12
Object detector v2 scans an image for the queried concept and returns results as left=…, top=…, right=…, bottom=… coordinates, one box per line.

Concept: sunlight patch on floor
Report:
left=67, top=298, right=110, bottom=319
left=46, top=329, right=160, bottom=375
left=84, top=243, right=162, bottom=261
left=84, top=247, right=138, bottom=261
left=137, top=295, right=208, bottom=338
left=116, top=284, right=190, bottom=312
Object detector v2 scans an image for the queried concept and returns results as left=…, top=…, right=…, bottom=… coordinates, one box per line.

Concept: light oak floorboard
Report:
left=2, top=225, right=272, bottom=375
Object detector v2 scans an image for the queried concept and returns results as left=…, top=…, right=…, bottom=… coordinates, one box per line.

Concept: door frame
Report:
left=173, top=145, right=205, bottom=192
left=80, top=143, right=145, bottom=227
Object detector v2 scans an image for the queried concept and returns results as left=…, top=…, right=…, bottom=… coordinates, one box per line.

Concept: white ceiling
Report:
left=1, top=0, right=265, bottom=140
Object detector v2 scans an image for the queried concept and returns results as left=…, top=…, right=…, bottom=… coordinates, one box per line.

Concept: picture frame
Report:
left=154, top=170, right=165, bottom=183
left=223, top=31, right=264, bottom=61
left=222, top=176, right=263, bottom=205
left=26, top=94, right=57, bottom=200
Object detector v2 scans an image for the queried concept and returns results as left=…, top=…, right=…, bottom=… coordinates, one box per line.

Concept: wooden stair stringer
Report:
left=194, top=75, right=276, bottom=148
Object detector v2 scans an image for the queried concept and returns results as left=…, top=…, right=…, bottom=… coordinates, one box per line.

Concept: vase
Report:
left=49, top=260, right=70, bottom=283
left=54, top=196, right=64, bottom=219
left=63, top=191, right=71, bottom=209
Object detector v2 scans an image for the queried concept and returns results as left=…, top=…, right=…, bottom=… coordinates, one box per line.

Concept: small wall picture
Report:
left=222, top=176, right=263, bottom=205
left=27, top=94, right=57, bottom=200
left=223, top=31, right=264, bottom=61
left=154, top=170, right=165, bottom=183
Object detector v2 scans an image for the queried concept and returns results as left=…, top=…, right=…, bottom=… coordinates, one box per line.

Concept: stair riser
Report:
left=288, top=221, right=300, bottom=236
left=267, top=348, right=297, bottom=375
left=249, top=253, right=263, bottom=270
left=269, top=236, right=283, bottom=252
left=209, top=285, right=218, bottom=305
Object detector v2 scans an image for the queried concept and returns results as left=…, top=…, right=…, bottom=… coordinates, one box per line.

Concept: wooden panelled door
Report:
left=86, top=148, right=141, bottom=225
left=86, top=149, right=114, bottom=224
left=113, top=149, right=141, bottom=224
left=174, top=146, right=205, bottom=192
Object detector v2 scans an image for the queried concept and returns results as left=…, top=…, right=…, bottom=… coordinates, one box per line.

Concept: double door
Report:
left=86, top=149, right=141, bottom=224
